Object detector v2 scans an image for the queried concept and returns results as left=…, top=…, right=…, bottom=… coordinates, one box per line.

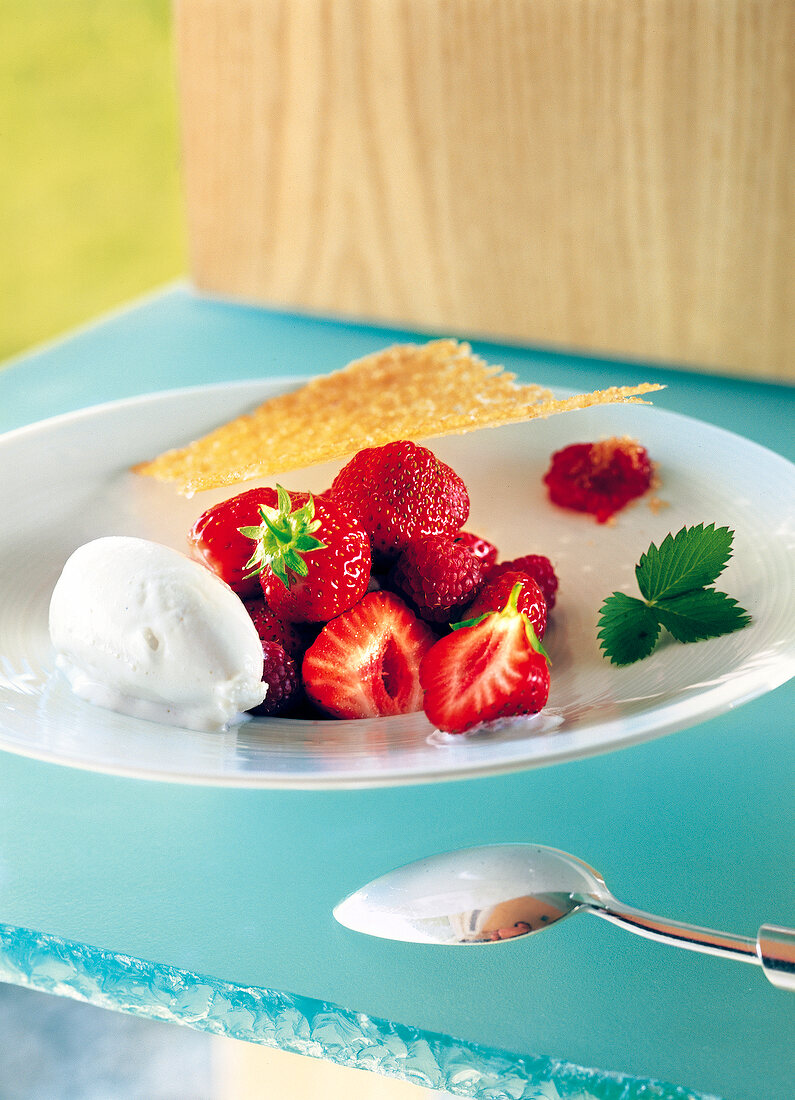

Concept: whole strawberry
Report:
left=489, top=554, right=559, bottom=611
left=465, top=569, right=547, bottom=638
left=331, top=441, right=469, bottom=561
left=189, top=487, right=278, bottom=597
left=392, top=534, right=483, bottom=623
left=302, top=591, right=436, bottom=718
left=241, top=486, right=371, bottom=623
left=244, top=598, right=303, bottom=659
left=420, top=582, right=550, bottom=734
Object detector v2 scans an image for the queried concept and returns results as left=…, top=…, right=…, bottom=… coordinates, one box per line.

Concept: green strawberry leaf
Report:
left=450, top=611, right=493, bottom=631
left=653, top=588, right=751, bottom=643
left=240, top=486, right=326, bottom=586
left=635, top=523, right=734, bottom=601
left=597, top=592, right=662, bottom=666
left=523, top=619, right=551, bottom=664
left=599, top=524, right=751, bottom=665
left=276, top=483, right=292, bottom=514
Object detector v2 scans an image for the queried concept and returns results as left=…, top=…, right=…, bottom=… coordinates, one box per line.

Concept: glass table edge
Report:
left=0, top=921, right=720, bottom=1100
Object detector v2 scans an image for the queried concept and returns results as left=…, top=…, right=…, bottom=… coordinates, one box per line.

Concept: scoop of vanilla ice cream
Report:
left=49, top=536, right=266, bottom=731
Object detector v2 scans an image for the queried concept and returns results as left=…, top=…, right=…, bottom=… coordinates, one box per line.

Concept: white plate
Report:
left=1, top=380, right=793, bottom=788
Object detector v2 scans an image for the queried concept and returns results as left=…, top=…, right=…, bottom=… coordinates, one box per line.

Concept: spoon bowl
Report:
left=334, top=843, right=795, bottom=990
left=334, top=844, right=601, bottom=944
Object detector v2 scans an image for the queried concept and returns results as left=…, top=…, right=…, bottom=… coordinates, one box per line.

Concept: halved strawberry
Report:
left=420, top=583, right=550, bottom=734
left=302, top=592, right=437, bottom=718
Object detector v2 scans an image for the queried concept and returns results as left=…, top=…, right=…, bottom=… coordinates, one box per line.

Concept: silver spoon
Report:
left=334, top=844, right=795, bottom=991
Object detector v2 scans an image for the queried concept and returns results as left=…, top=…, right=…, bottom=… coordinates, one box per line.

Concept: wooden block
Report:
left=175, top=0, right=794, bottom=380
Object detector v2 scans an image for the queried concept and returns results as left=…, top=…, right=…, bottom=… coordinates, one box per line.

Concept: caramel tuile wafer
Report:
left=134, top=340, right=662, bottom=495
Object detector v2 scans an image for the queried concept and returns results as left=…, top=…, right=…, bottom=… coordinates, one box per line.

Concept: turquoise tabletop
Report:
left=0, top=286, right=793, bottom=1100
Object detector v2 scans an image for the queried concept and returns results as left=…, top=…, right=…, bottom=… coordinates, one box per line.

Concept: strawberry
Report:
left=331, top=441, right=469, bottom=561
left=189, top=487, right=278, bottom=597
left=391, top=534, right=483, bottom=623
left=244, top=598, right=303, bottom=659
left=241, top=486, right=371, bottom=623
left=489, top=554, right=559, bottom=611
left=465, top=569, right=547, bottom=638
left=455, top=531, right=499, bottom=572
left=420, top=582, right=550, bottom=734
left=302, top=591, right=437, bottom=718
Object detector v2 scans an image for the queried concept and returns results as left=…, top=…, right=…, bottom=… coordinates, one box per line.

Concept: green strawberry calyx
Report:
left=240, top=485, right=327, bottom=589
left=451, top=582, right=551, bottom=663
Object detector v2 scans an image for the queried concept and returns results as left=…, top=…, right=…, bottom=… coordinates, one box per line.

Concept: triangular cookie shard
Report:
left=134, top=339, right=661, bottom=494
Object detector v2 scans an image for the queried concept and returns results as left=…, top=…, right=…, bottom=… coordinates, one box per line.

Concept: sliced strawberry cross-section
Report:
left=302, top=591, right=437, bottom=719
left=420, top=583, right=550, bottom=734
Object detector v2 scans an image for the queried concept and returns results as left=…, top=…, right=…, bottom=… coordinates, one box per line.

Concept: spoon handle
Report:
left=756, top=924, right=795, bottom=991
left=585, top=898, right=795, bottom=989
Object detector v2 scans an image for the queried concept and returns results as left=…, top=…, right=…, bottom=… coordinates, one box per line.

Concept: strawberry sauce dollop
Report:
left=543, top=437, right=653, bottom=524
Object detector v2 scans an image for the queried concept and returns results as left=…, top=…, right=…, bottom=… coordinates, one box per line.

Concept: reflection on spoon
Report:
left=448, top=895, right=567, bottom=942
left=334, top=843, right=795, bottom=991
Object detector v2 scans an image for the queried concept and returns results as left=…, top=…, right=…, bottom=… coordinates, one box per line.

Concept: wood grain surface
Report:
left=175, top=0, right=794, bottom=379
